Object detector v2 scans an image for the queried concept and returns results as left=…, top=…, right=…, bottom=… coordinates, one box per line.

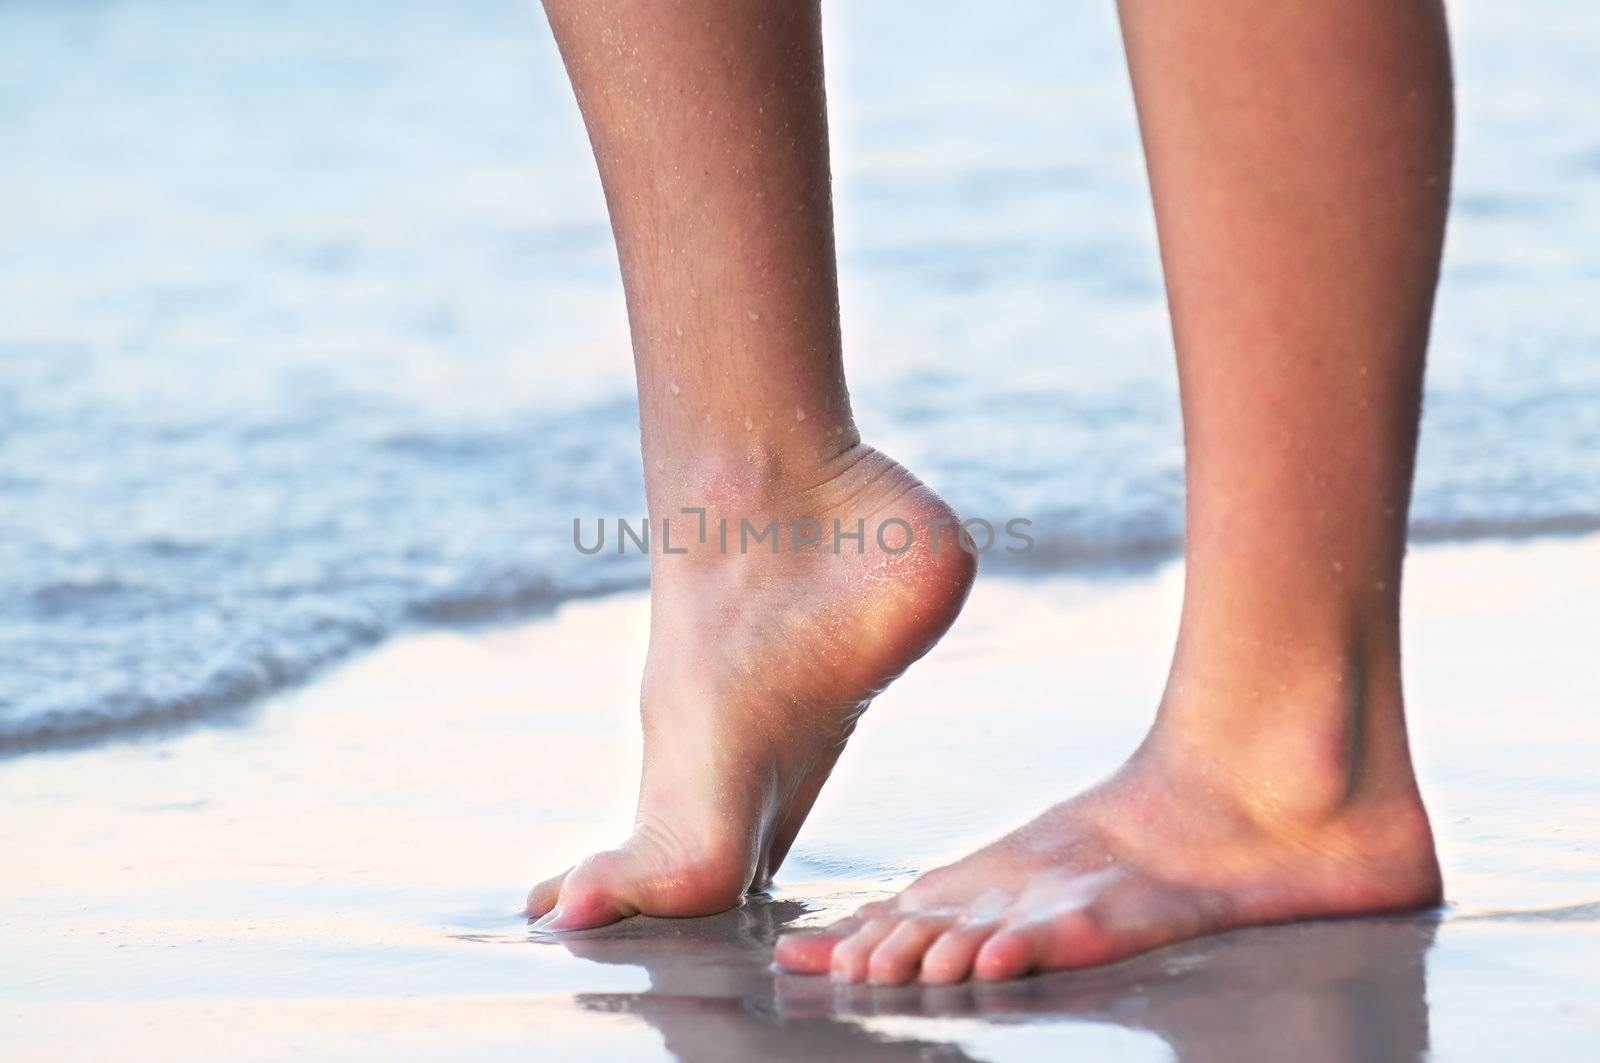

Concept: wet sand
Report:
left=3, top=536, right=1598, bottom=1060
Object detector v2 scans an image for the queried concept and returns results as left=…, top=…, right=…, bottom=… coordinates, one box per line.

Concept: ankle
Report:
left=1152, top=637, right=1419, bottom=826
left=645, top=441, right=955, bottom=565
left=646, top=433, right=865, bottom=517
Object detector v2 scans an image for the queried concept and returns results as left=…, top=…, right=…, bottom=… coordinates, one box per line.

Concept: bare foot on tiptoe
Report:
left=775, top=689, right=1443, bottom=984
left=528, top=445, right=975, bottom=931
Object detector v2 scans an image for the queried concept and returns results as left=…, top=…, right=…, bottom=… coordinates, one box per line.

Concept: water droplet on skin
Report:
left=743, top=416, right=753, bottom=431
left=1332, top=560, right=1345, bottom=573
left=794, top=405, right=806, bottom=422
left=747, top=310, right=760, bottom=322
left=674, top=324, right=683, bottom=337
left=689, top=287, right=699, bottom=299
left=669, top=381, right=681, bottom=396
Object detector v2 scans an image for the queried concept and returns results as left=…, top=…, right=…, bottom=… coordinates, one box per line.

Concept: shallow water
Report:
left=3, top=2, right=1599, bottom=750
left=1, top=537, right=1597, bottom=1060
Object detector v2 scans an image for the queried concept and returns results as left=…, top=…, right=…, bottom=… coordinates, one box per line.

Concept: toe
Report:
left=829, top=918, right=898, bottom=983
left=974, top=908, right=1110, bottom=981
left=972, top=924, right=1035, bottom=981
left=867, top=914, right=955, bottom=985
left=919, top=919, right=1002, bottom=984
left=531, top=849, right=643, bottom=932
left=526, top=868, right=571, bottom=921
left=775, top=900, right=894, bottom=973
left=531, top=829, right=759, bottom=932
left=774, top=918, right=859, bottom=973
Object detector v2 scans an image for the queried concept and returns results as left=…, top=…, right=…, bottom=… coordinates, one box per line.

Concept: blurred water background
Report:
left=2, top=0, right=1596, bottom=747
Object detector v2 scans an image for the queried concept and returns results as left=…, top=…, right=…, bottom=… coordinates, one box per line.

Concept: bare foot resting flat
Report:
left=776, top=723, right=1442, bottom=984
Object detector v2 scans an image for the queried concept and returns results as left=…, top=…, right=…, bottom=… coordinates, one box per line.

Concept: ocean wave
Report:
left=7, top=496, right=1598, bottom=755
left=4, top=0, right=1599, bottom=752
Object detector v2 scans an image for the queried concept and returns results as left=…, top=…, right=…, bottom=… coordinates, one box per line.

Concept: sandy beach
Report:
left=3, top=534, right=1597, bottom=1060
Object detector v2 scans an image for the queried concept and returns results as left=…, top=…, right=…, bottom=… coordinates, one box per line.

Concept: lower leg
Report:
left=1125, top=0, right=1452, bottom=813
left=528, top=0, right=973, bottom=930
left=778, top=0, right=1453, bottom=982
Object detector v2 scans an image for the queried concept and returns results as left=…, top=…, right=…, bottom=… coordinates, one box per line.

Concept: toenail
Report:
left=529, top=905, right=565, bottom=932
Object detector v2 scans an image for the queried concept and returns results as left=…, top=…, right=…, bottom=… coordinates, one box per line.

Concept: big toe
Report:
left=774, top=925, right=851, bottom=973
left=529, top=849, right=644, bottom=932
left=526, top=868, right=570, bottom=921
left=773, top=904, right=889, bottom=973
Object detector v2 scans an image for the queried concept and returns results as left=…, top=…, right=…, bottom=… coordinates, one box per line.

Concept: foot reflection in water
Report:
left=537, top=894, right=1437, bottom=1062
